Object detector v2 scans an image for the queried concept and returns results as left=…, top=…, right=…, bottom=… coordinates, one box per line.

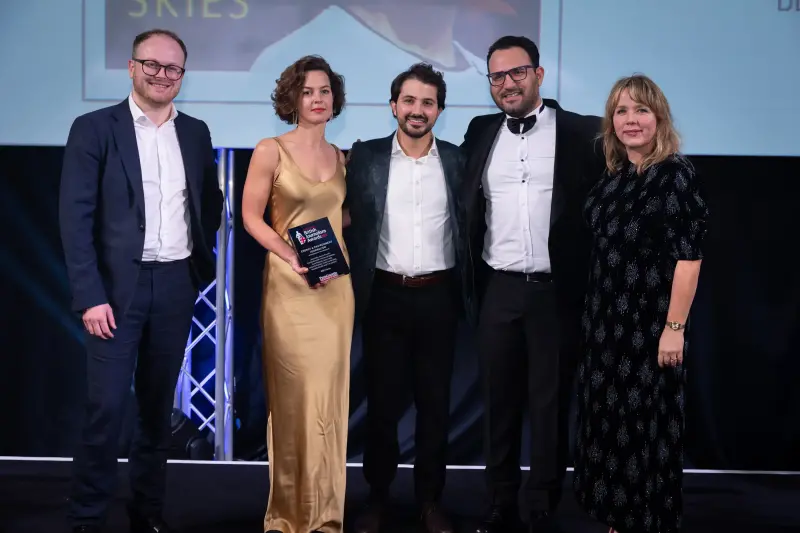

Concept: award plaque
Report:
left=287, top=217, right=350, bottom=286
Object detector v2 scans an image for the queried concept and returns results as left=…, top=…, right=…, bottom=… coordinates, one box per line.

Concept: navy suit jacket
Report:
left=344, top=133, right=468, bottom=323
left=59, top=99, right=223, bottom=315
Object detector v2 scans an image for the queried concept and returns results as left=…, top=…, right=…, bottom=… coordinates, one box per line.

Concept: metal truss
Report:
left=173, top=148, right=235, bottom=460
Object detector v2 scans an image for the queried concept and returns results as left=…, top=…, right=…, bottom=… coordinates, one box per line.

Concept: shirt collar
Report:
left=128, top=93, right=178, bottom=125
left=392, top=130, right=439, bottom=158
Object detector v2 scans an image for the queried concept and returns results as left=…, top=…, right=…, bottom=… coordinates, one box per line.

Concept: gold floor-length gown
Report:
left=261, top=138, right=354, bottom=533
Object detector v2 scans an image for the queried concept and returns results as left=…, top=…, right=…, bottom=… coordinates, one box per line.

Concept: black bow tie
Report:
left=507, top=114, right=537, bottom=134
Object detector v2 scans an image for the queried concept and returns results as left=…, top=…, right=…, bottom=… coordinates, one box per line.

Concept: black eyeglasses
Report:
left=132, top=58, right=185, bottom=81
left=487, top=65, right=535, bottom=86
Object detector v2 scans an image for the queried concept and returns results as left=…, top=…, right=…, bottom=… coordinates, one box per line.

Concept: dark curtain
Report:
left=1, top=145, right=798, bottom=471
left=682, top=155, right=800, bottom=470
left=0, top=146, right=86, bottom=457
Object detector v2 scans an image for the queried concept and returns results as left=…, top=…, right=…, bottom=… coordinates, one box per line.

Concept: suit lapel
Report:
left=111, top=101, right=144, bottom=218
left=467, top=114, right=503, bottom=229
left=371, top=134, right=394, bottom=229
left=550, top=103, right=568, bottom=229
left=441, top=147, right=458, bottom=200
left=175, top=114, right=201, bottom=216
left=440, top=148, right=461, bottom=242
left=471, top=114, right=504, bottom=190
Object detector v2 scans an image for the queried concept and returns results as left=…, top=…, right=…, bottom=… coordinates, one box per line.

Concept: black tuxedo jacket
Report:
left=344, top=133, right=467, bottom=322
left=460, top=98, right=603, bottom=338
left=59, top=99, right=223, bottom=314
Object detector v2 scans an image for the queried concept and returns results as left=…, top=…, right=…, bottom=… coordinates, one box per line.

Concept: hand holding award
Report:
left=287, top=217, right=350, bottom=288
left=286, top=255, right=318, bottom=286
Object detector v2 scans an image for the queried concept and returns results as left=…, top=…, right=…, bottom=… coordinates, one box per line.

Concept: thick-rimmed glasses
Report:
left=132, top=58, right=185, bottom=81
left=487, top=65, right=535, bottom=86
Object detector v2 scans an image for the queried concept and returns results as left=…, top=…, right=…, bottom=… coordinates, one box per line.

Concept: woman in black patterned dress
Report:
left=573, top=74, right=708, bottom=533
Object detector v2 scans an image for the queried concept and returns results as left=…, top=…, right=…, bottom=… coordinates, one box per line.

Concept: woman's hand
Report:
left=658, top=327, right=684, bottom=368
left=288, top=255, right=326, bottom=289
left=288, top=255, right=308, bottom=276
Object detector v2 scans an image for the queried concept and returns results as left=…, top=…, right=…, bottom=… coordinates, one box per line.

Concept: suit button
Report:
left=138, top=224, right=145, bottom=231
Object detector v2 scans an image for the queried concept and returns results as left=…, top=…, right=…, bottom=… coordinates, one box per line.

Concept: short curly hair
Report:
left=271, top=55, right=346, bottom=124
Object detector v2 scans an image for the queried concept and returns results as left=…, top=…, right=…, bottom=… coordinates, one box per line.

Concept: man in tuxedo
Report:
left=345, top=63, right=467, bottom=533
left=460, top=36, right=602, bottom=532
left=59, top=29, right=222, bottom=533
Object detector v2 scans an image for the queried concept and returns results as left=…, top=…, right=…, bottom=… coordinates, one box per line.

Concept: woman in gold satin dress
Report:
left=241, top=55, right=354, bottom=533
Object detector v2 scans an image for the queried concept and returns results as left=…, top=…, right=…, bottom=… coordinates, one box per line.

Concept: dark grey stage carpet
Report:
left=0, top=460, right=797, bottom=533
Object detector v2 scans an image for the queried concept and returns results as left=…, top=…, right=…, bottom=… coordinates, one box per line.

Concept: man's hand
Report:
left=83, top=304, right=116, bottom=339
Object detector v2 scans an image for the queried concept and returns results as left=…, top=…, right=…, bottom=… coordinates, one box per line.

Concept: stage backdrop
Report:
left=5, top=146, right=797, bottom=472
left=0, top=0, right=798, bottom=155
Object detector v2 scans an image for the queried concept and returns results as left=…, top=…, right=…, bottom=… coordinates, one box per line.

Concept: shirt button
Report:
left=139, top=224, right=145, bottom=231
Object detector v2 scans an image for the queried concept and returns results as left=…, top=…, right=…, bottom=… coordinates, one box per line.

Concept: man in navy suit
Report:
left=345, top=63, right=467, bottom=533
left=59, top=29, right=222, bottom=533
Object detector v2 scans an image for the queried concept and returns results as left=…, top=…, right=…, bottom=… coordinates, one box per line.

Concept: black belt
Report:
left=497, top=270, right=552, bottom=283
left=374, top=268, right=452, bottom=288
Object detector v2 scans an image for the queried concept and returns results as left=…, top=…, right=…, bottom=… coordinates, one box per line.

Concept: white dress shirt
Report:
left=129, top=94, right=192, bottom=262
left=482, top=103, right=556, bottom=273
left=376, top=133, right=455, bottom=277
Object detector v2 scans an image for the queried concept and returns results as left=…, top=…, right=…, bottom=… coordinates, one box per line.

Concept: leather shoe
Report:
left=421, top=503, right=454, bottom=533
left=474, top=505, right=523, bottom=533
left=129, top=511, right=176, bottom=533
left=353, top=500, right=384, bottom=533
left=72, top=527, right=101, bottom=533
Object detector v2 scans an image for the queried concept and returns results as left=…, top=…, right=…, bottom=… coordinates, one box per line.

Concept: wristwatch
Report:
left=666, top=321, right=685, bottom=331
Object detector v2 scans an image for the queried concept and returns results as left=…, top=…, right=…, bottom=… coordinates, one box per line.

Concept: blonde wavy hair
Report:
left=602, top=74, right=680, bottom=175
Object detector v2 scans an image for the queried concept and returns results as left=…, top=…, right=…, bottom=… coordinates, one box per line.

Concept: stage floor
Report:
left=0, top=459, right=798, bottom=532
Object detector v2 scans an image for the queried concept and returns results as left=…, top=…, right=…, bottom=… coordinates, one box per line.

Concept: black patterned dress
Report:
left=573, top=154, right=708, bottom=533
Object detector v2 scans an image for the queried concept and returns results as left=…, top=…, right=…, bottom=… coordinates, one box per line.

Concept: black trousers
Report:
left=478, top=267, right=567, bottom=513
left=361, top=270, right=459, bottom=504
left=69, top=259, right=197, bottom=526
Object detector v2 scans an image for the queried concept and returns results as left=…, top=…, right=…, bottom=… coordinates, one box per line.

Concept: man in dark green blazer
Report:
left=344, top=63, right=467, bottom=533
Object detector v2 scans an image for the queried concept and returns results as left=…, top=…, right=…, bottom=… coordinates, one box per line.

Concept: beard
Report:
left=494, top=87, right=539, bottom=118
left=399, top=114, right=433, bottom=138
